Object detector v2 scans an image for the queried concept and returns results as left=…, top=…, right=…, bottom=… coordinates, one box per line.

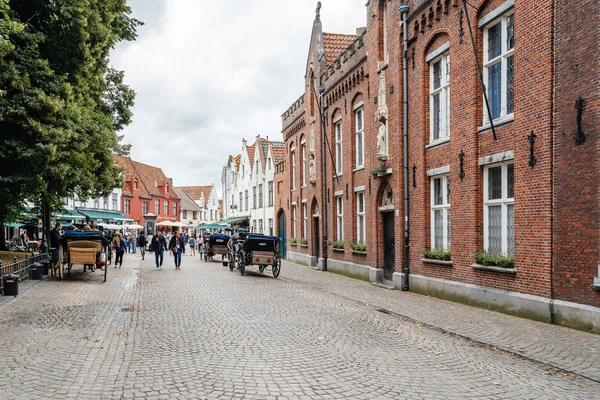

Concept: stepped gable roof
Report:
left=270, top=142, right=286, bottom=165
left=323, top=33, right=356, bottom=64
left=234, top=154, right=241, bottom=172
left=173, top=187, right=201, bottom=212
left=113, top=154, right=149, bottom=197
left=179, top=186, right=213, bottom=204
left=131, top=160, right=172, bottom=197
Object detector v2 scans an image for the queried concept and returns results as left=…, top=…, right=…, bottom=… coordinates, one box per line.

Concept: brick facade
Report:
left=277, top=1, right=599, bottom=314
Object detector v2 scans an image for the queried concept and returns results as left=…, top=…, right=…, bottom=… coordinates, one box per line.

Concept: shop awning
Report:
left=195, top=216, right=249, bottom=230
left=77, top=210, right=132, bottom=222
left=4, top=222, right=24, bottom=228
left=53, top=210, right=86, bottom=221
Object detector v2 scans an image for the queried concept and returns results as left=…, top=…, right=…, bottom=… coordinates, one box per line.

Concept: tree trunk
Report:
left=0, top=222, right=8, bottom=251
left=41, top=199, right=51, bottom=254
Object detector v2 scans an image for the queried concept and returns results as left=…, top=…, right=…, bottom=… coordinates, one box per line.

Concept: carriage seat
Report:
left=67, top=241, right=102, bottom=252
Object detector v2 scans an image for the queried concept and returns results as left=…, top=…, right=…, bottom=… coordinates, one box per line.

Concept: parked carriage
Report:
left=59, top=230, right=109, bottom=282
left=230, top=234, right=280, bottom=277
left=204, top=233, right=230, bottom=262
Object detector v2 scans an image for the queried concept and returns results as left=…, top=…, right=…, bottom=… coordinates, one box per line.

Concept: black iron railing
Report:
left=0, top=253, right=50, bottom=294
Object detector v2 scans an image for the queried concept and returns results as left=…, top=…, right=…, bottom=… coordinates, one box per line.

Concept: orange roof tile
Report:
left=234, top=154, right=241, bottom=172
left=248, top=144, right=256, bottom=172
left=113, top=154, right=149, bottom=197
left=178, top=186, right=213, bottom=204
left=131, top=160, right=174, bottom=198
left=323, top=33, right=356, bottom=64
left=271, top=143, right=286, bottom=165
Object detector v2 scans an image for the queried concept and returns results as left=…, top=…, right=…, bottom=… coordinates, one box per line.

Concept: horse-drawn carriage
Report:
left=204, top=233, right=230, bottom=262
left=227, top=233, right=281, bottom=277
left=59, top=230, right=109, bottom=282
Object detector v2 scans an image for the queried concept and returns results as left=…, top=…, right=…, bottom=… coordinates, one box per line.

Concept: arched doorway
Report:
left=277, top=209, right=287, bottom=259
left=379, top=185, right=395, bottom=281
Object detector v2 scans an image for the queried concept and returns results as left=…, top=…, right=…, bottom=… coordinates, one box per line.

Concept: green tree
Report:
left=0, top=0, right=141, bottom=250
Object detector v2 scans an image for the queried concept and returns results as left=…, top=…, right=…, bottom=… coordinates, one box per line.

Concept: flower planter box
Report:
left=332, top=248, right=345, bottom=253
left=351, top=250, right=367, bottom=255
left=421, top=258, right=453, bottom=267
left=289, top=243, right=298, bottom=247
left=471, top=263, right=518, bottom=276
left=299, top=244, right=309, bottom=248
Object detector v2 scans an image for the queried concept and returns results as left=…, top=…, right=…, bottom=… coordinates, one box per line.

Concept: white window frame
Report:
left=430, top=174, right=451, bottom=250
left=268, top=218, right=273, bottom=236
left=258, top=184, right=263, bottom=208
left=155, top=199, right=160, bottom=214
left=292, top=205, right=297, bottom=238
left=173, top=202, right=177, bottom=216
left=291, top=146, right=296, bottom=191
left=268, top=181, right=274, bottom=206
left=429, top=53, right=450, bottom=143
left=483, top=161, right=514, bottom=255
left=302, top=202, right=308, bottom=239
left=124, top=200, right=130, bottom=214
left=336, top=195, right=344, bottom=242
left=483, top=10, right=514, bottom=123
left=301, top=142, right=307, bottom=186
left=259, top=219, right=263, bottom=234
left=142, top=201, right=148, bottom=215
left=164, top=201, right=168, bottom=216
left=335, top=120, right=343, bottom=175
left=112, top=193, right=118, bottom=211
left=355, top=107, right=365, bottom=169
left=356, top=192, right=365, bottom=244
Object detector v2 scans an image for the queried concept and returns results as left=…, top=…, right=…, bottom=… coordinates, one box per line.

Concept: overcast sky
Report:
left=110, top=0, right=368, bottom=196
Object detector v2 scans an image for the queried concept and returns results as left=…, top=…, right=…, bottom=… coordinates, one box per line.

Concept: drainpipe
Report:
left=319, top=85, right=328, bottom=272
left=398, top=2, right=410, bottom=291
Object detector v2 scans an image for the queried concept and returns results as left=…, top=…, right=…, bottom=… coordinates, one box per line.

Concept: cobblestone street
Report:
left=1, top=253, right=599, bottom=399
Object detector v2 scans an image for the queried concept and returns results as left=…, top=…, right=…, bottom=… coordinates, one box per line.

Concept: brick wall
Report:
left=553, top=0, right=600, bottom=306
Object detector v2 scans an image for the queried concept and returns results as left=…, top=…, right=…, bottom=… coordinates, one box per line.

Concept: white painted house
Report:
left=222, top=136, right=285, bottom=235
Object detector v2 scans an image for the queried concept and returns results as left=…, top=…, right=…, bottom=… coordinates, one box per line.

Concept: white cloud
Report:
left=111, top=0, right=368, bottom=192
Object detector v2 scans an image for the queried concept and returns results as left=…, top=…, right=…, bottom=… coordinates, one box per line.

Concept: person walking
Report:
left=151, top=231, right=168, bottom=269
left=189, top=236, right=196, bottom=256
left=137, top=232, right=147, bottom=261
left=113, top=232, right=126, bottom=268
left=50, top=222, right=62, bottom=278
left=198, top=235, right=204, bottom=256
left=169, top=231, right=185, bottom=269
left=131, top=232, right=137, bottom=254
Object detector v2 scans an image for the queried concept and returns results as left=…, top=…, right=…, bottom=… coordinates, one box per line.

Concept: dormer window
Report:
left=166, top=185, right=169, bottom=193
left=134, top=180, right=139, bottom=190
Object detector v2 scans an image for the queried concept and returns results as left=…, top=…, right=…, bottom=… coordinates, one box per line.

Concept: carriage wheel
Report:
left=104, top=249, right=108, bottom=282
left=228, top=252, right=235, bottom=271
left=272, top=258, right=280, bottom=278
left=238, top=251, right=246, bottom=276
left=258, top=265, right=265, bottom=273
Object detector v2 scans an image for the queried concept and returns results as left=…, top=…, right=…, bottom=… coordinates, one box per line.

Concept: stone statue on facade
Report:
left=375, top=70, right=389, bottom=161
left=309, top=156, right=317, bottom=183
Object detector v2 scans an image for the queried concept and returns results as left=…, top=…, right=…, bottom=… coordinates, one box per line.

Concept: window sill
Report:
left=425, top=138, right=450, bottom=150
left=299, top=244, right=309, bottom=248
left=477, top=115, right=514, bottom=133
left=289, top=243, right=297, bottom=247
left=471, top=263, right=518, bottom=276
left=332, top=248, right=345, bottom=253
left=592, top=284, right=600, bottom=292
left=421, top=258, right=453, bottom=267
left=351, top=250, right=367, bottom=256
left=353, top=167, right=365, bottom=173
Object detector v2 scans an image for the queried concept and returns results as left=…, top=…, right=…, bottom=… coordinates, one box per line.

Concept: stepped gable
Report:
left=179, top=186, right=212, bottom=204
left=323, top=33, right=357, bottom=64
left=113, top=154, right=149, bottom=197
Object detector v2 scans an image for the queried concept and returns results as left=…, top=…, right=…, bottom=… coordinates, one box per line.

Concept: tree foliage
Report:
left=0, top=0, right=142, bottom=246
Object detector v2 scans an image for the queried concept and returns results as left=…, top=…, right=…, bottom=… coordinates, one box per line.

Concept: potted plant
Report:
left=371, top=160, right=391, bottom=176
left=290, top=238, right=297, bottom=246
left=350, top=242, right=367, bottom=255
left=329, top=240, right=345, bottom=251
left=299, top=238, right=308, bottom=247
left=473, top=250, right=515, bottom=269
left=421, top=248, right=451, bottom=261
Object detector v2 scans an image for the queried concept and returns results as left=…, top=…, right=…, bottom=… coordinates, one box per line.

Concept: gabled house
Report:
left=178, top=185, right=220, bottom=224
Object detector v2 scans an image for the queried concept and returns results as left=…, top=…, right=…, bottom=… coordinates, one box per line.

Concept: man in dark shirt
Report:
left=151, top=231, right=168, bottom=269
left=50, top=222, right=62, bottom=277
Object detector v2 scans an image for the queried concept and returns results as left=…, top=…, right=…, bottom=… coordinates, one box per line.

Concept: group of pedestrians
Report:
left=150, top=231, right=203, bottom=269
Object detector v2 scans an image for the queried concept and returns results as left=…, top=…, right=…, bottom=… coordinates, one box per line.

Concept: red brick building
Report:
left=114, top=154, right=181, bottom=226
left=277, top=1, right=599, bottom=331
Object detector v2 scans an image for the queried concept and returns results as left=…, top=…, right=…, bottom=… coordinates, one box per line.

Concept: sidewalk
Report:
left=281, top=260, right=600, bottom=383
